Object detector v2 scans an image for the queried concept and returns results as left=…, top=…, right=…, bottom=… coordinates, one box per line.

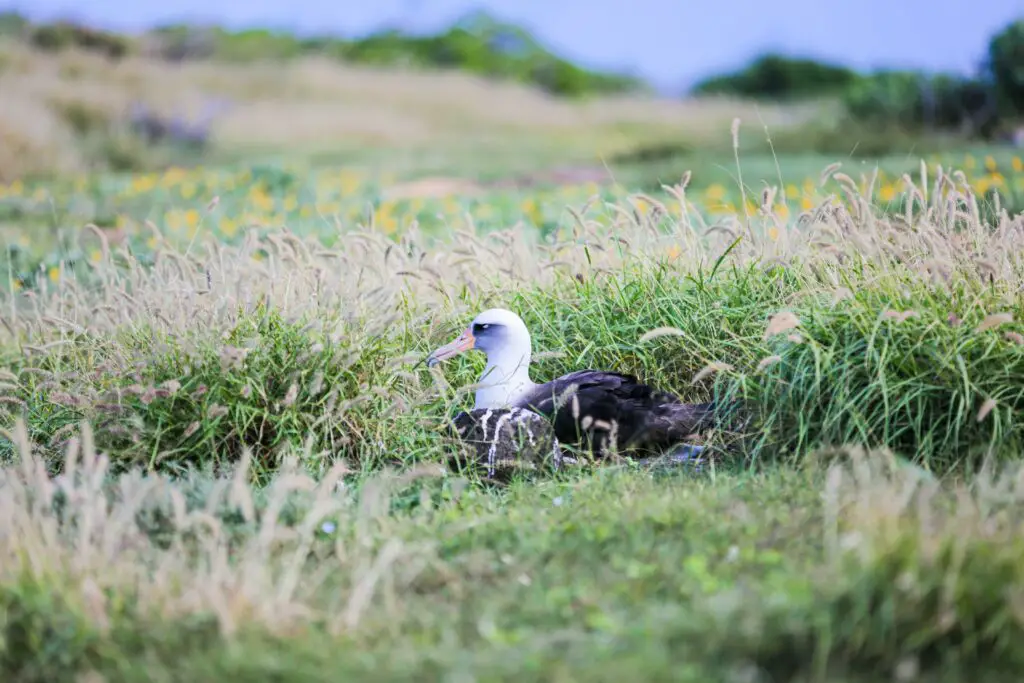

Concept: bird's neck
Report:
left=475, top=350, right=534, bottom=409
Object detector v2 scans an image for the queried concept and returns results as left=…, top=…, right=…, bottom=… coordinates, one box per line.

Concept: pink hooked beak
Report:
left=426, top=327, right=476, bottom=367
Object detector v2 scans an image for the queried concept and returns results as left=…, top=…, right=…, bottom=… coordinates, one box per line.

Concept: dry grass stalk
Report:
left=2, top=175, right=1022, bottom=358
left=882, top=310, right=919, bottom=323
left=764, top=311, right=801, bottom=340
left=638, top=326, right=687, bottom=343
left=0, top=419, right=436, bottom=639
left=976, top=398, right=998, bottom=423
left=690, top=362, right=733, bottom=385
left=977, top=313, right=1014, bottom=333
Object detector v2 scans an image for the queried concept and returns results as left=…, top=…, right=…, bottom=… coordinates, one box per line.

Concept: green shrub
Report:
left=0, top=11, right=28, bottom=38
left=985, top=19, right=1024, bottom=116
left=213, top=28, right=305, bottom=62
left=28, top=21, right=130, bottom=59
left=843, top=71, right=998, bottom=137
left=691, top=53, right=861, bottom=100
left=0, top=577, right=100, bottom=680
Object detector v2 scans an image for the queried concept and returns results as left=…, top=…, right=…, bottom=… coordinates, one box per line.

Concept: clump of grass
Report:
left=10, top=302, right=438, bottom=481
left=2, top=420, right=1024, bottom=680
left=2, top=164, right=1023, bottom=478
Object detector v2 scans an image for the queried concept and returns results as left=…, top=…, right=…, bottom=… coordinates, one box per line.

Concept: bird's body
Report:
left=427, top=308, right=731, bottom=465
left=448, top=406, right=576, bottom=479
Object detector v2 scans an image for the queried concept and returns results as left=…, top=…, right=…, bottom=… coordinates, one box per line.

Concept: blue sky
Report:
left=7, top=0, right=1022, bottom=92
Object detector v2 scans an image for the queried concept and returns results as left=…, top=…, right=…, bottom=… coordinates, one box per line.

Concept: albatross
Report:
left=427, top=308, right=728, bottom=464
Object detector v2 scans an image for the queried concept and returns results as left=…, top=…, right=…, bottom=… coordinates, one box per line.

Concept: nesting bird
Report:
left=427, top=308, right=729, bottom=476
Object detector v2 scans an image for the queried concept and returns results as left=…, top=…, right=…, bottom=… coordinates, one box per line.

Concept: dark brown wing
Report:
left=514, top=370, right=713, bottom=453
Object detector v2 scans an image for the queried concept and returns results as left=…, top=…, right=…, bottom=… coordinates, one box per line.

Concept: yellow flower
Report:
left=378, top=214, right=399, bottom=234
left=785, top=184, right=800, bottom=200
left=520, top=198, right=542, bottom=223
left=1012, top=156, right=1023, bottom=173
left=665, top=245, right=682, bottom=261
left=705, top=184, right=727, bottom=201
left=161, top=166, right=186, bottom=187
left=220, top=217, right=239, bottom=238
left=767, top=226, right=779, bottom=241
left=283, top=194, right=298, bottom=212
left=180, top=182, right=197, bottom=200
left=48, top=266, right=60, bottom=283
left=984, top=155, right=997, bottom=172
left=249, top=187, right=274, bottom=213
left=774, top=204, right=790, bottom=220
left=442, top=197, right=461, bottom=215
left=340, top=170, right=363, bottom=195
left=801, top=196, right=814, bottom=211
left=89, top=249, right=102, bottom=263
left=879, top=184, right=896, bottom=202
left=130, top=174, right=157, bottom=194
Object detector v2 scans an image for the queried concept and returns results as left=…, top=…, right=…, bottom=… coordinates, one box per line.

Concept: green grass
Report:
left=2, top=440, right=1024, bottom=682
left=2, top=143, right=1021, bottom=283
left=6, top=251, right=1024, bottom=480
left=2, top=145, right=1024, bottom=680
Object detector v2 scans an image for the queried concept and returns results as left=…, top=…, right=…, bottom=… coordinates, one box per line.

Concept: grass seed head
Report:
left=764, top=311, right=801, bottom=339
left=638, top=326, right=687, bottom=344
left=977, top=313, right=1013, bottom=333
left=690, top=362, right=733, bottom=385
left=976, top=398, right=997, bottom=423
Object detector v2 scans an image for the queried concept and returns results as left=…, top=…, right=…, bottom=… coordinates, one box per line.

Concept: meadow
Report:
left=3, top=43, right=1024, bottom=682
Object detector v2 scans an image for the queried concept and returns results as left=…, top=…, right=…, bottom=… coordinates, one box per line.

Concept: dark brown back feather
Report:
left=514, top=370, right=723, bottom=455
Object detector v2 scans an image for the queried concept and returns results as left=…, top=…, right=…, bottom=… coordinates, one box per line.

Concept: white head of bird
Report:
left=426, top=308, right=537, bottom=409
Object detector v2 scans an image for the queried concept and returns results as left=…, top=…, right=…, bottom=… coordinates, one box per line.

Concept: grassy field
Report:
left=3, top=44, right=1024, bottom=682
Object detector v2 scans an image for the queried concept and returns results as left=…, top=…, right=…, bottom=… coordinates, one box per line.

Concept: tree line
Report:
left=691, top=19, right=1024, bottom=140
left=0, top=10, right=644, bottom=98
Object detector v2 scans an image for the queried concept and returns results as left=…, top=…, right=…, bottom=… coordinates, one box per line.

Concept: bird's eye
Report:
left=473, top=323, right=491, bottom=333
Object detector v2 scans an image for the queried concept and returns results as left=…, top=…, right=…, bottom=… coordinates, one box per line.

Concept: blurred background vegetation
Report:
left=0, top=9, right=1021, bottom=183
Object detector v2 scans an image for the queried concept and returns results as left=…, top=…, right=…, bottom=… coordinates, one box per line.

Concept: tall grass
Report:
left=1, top=159, right=1024, bottom=678
left=2, top=163, right=1022, bottom=476
left=2, top=422, right=1024, bottom=680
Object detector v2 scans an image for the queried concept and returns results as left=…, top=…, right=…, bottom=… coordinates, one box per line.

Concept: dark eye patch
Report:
left=473, top=323, right=493, bottom=334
